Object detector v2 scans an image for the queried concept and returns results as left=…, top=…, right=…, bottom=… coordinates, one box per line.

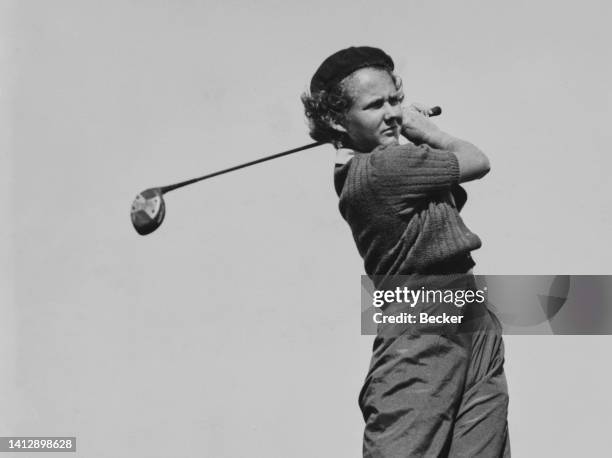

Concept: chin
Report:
left=354, top=136, right=398, bottom=152
left=379, top=136, right=399, bottom=147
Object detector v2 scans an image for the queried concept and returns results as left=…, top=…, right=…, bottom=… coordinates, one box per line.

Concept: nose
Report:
left=383, top=102, right=402, bottom=125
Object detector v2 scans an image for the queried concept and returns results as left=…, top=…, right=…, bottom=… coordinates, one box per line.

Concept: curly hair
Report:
left=301, top=67, right=402, bottom=148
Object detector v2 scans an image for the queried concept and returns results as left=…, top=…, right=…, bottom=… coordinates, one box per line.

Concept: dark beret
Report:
left=310, top=46, right=394, bottom=93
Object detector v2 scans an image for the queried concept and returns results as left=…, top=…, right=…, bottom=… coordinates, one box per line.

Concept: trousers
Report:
left=359, top=305, right=510, bottom=457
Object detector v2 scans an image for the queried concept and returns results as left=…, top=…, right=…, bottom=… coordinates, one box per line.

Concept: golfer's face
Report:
left=342, top=67, right=403, bottom=152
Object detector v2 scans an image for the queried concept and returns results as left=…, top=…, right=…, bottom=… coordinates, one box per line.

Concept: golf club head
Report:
left=130, top=187, right=166, bottom=235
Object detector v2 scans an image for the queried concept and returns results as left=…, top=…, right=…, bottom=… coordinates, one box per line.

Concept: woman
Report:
left=302, top=46, right=510, bottom=457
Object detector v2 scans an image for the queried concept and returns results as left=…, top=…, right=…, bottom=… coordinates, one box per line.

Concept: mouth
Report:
left=382, top=126, right=399, bottom=136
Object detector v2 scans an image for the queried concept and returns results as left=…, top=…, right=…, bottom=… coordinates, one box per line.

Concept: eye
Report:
left=389, top=94, right=404, bottom=106
left=366, top=99, right=384, bottom=109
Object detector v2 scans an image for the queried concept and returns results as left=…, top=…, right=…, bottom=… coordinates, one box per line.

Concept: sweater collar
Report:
left=335, top=147, right=355, bottom=165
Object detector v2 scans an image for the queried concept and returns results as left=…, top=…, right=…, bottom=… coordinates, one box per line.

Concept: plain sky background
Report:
left=2, top=0, right=612, bottom=456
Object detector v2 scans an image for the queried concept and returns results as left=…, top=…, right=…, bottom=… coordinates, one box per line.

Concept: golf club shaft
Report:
left=160, top=141, right=324, bottom=193
left=159, top=105, right=441, bottom=194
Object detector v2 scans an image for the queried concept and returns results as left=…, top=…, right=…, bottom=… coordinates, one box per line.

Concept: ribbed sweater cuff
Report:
left=448, top=152, right=460, bottom=184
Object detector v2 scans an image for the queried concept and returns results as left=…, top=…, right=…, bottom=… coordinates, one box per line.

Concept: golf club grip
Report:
left=429, top=106, right=442, bottom=116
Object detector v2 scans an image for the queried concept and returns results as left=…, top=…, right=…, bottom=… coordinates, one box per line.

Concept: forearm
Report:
left=424, top=131, right=490, bottom=183
left=401, top=105, right=490, bottom=183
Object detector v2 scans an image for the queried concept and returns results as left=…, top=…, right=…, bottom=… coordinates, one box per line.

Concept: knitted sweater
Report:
left=334, top=143, right=482, bottom=280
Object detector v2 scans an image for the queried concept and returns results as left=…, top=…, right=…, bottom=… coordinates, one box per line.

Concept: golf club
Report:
left=130, top=106, right=442, bottom=236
